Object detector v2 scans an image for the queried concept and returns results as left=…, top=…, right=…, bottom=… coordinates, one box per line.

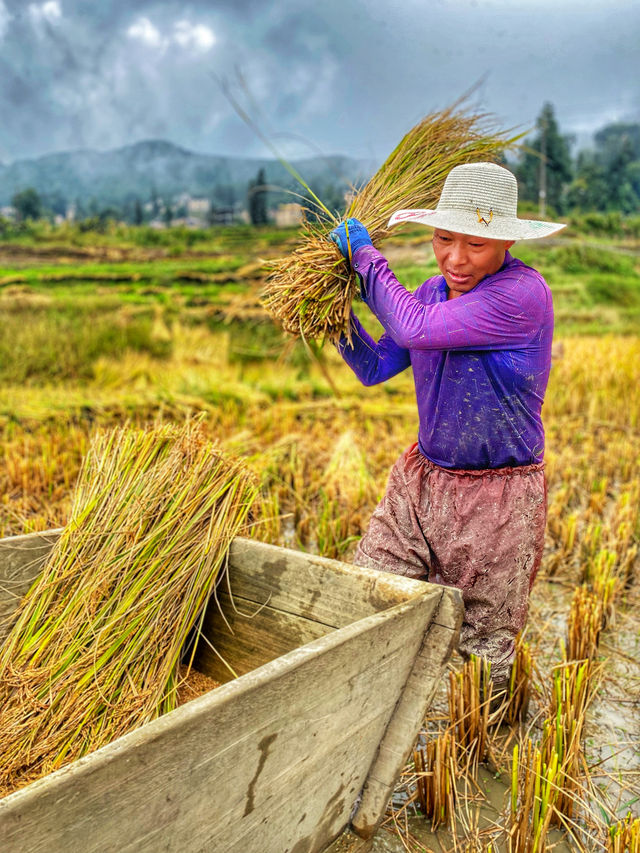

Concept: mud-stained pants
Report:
left=353, top=443, right=547, bottom=682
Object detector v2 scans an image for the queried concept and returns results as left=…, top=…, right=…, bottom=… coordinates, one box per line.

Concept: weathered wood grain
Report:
left=226, top=537, right=435, bottom=624
left=351, top=586, right=463, bottom=839
left=198, top=590, right=333, bottom=681
left=0, top=529, right=62, bottom=641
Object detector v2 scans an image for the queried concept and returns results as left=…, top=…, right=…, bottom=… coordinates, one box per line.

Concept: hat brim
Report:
left=388, top=209, right=566, bottom=241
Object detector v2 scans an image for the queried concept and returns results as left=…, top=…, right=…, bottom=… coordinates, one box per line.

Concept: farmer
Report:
left=329, top=162, right=565, bottom=692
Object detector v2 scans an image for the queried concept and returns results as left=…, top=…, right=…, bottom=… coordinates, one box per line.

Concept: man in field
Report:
left=329, top=162, right=565, bottom=693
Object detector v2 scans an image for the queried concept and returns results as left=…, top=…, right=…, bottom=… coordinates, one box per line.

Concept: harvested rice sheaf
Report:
left=0, top=422, right=258, bottom=797
left=263, top=103, right=514, bottom=344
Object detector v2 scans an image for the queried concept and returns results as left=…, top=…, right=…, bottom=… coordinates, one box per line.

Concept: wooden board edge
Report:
left=350, top=586, right=463, bottom=839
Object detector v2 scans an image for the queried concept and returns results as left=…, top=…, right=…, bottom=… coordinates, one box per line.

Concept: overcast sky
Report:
left=0, top=0, right=637, bottom=165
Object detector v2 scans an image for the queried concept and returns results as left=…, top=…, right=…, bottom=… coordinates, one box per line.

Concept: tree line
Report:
left=514, top=103, right=640, bottom=216
left=5, top=103, right=640, bottom=228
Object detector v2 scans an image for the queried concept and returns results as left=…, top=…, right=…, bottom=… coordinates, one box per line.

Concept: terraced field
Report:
left=1, top=221, right=638, bottom=851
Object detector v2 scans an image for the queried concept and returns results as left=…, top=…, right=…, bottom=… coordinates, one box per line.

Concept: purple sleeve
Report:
left=336, top=312, right=411, bottom=386
left=352, top=246, right=547, bottom=351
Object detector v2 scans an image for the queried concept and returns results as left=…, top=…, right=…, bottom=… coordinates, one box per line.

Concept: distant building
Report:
left=187, top=198, right=209, bottom=216
left=209, top=207, right=236, bottom=226
left=172, top=194, right=209, bottom=220
left=274, top=203, right=303, bottom=227
left=0, top=206, right=15, bottom=219
left=171, top=216, right=211, bottom=228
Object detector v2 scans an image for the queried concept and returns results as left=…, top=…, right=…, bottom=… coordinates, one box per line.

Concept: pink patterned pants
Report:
left=353, top=444, right=547, bottom=681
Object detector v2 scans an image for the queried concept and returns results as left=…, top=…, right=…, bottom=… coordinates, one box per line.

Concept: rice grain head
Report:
left=263, top=103, right=516, bottom=343
left=0, top=421, right=258, bottom=796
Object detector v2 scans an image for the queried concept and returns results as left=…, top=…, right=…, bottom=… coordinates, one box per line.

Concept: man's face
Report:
left=431, top=229, right=515, bottom=298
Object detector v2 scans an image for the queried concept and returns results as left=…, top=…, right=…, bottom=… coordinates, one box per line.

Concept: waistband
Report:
left=408, top=443, right=545, bottom=479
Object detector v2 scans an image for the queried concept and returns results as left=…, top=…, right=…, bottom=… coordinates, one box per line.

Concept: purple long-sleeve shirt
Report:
left=337, top=246, right=554, bottom=469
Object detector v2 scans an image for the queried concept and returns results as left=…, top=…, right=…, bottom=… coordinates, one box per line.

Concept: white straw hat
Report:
left=388, top=162, right=566, bottom=241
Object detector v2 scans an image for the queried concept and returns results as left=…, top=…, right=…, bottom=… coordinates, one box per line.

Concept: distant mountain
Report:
left=0, top=139, right=372, bottom=213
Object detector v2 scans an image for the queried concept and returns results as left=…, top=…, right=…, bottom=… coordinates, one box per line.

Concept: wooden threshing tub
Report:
left=0, top=530, right=462, bottom=853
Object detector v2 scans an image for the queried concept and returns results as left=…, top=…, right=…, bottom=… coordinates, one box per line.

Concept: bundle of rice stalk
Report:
left=448, top=655, right=492, bottom=772
left=541, top=659, right=597, bottom=823
left=263, top=102, right=515, bottom=344
left=566, top=584, right=603, bottom=662
left=606, top=812, right=640, bottom=853
left=505, top=633, right=533, bottom=725
left=413, top=729, right=458, bottom=830
left=322, top=430, right=376, bottom=505
left=508, top=739, right=560, bottom=853
left=0, top=422, right=258, bottom=797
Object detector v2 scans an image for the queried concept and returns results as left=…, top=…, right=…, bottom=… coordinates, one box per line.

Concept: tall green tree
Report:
left=594, top=124, right=640, bottom=212
left=567, top=122, right=640, bottom=212
left=150, top=187, right=160, bottom=219
left=133, top=199, right=144, bottom=225
left=248, top=168, right=268, bottom=225
left=12, top=187, right=43, bottom=221
left=515, top=103, right=573, bottom=214
left=566, top=151, right=609, bottom=210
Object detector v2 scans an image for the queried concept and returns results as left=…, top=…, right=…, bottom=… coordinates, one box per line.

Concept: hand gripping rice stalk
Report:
left=0, top=422, right=258, bottom=797
left=263, top=103, right=514, bottom=345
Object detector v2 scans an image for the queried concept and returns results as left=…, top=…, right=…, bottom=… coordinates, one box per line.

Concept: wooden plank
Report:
left=0, top=592, right=434, bottom=853
left=195, top=623, right=424, bottom=848
left=197, top=580, right=442, bottom=682
left=227, top=537, right=434, bottom=626
left=220, top=719, right=385, bottom=853
left=351, top=587, right=463, bottom=840
left=0, top=529, right=442, bottom=685
left=0, top=530, right=460, bottom=850
left=127, top=605, right=428, bottom=852
left=0, top=529, right=62, bottom=640
left=196, top=590, right=333, bottom=681
left=0, top=531, right=431, bottom=634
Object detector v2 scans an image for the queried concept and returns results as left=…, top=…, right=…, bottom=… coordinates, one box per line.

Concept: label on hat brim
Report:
left=387, top=209, right=436, bottom=227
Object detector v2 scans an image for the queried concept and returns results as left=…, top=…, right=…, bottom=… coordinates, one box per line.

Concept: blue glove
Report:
left=329, top=218, right=372, bottom=260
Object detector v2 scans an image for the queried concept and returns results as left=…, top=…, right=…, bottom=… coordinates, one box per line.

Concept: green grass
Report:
left=0, top=220, right=300, bottom=255
left=0, top=222, right=639, bottom=387
left=0, top=256, right=250, bottom=283
left=0, top=302, right=171, bottom=384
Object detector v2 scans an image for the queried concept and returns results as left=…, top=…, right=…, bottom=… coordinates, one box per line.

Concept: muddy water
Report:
left=367, top=765, right=573, bottom=852
left=328, top=574, right=639, bottom=852
left=526, top=581, right=640, bottom=816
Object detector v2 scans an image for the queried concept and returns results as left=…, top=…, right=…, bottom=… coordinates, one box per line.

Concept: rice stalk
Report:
left=448, top=655, right=492, bottom=771
left=322, top=429, right=375, bottom=506
left=606, top=812, right=640, bottom=853
left=540, top=659, right=597, bottom=824
left=0, top=421, right=258, bottom=796
left=505, top=633, right=533, bottom=725
left=566, top=585, right=603, bottom=662
left=508, top=739, right=560, bottom=853
left=315, top=430, right=378, bottom=558
left=413, top=729, right=458, bottom=830
left=587, top=548, right=620, bottom=625
left=263, top=103, right=516, bottom=344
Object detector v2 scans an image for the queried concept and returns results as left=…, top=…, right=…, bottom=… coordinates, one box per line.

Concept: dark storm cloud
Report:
left=0, top=0, right=637, bottom=163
